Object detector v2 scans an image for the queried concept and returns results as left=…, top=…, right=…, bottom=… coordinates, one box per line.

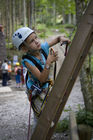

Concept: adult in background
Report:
left=1, top=59, right=8, bottom=86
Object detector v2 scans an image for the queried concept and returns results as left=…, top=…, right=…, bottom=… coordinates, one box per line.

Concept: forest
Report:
left=0, top=0, right=93, bottom=138
left=0, top=0, right=76, bottom=40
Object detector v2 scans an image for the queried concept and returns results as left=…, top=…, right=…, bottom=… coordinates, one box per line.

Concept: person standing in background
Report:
left=1, top=59, right=8, bottom=86
left=8, top=61, right=12, bottom=82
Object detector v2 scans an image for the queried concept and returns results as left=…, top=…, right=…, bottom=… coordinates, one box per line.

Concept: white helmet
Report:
left=12, top=27, right=34, bottom=50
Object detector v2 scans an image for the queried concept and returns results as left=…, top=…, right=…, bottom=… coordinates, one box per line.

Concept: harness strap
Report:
left=22, top=54, right=43, bottom=72
left=31, top=87, right=50, bottom=117
left=22, top=49, right=48, bottom=88
left=22, top=49, right=48, bottom=72
left=41, top=49, right=47, bottom=60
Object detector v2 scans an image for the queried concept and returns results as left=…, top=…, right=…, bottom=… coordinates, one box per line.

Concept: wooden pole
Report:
left=69, top=112, right=79, bottom=140
left=78, top=124, right=92, bottom=140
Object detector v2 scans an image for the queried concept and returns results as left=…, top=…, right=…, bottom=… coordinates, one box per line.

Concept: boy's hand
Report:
left=47, top=49, right=58, bottom=64
left=59, top=36, right=71, bottom=45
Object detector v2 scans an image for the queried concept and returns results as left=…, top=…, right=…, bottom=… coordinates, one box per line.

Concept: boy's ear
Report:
left=19, top=43, right=26, bottom=51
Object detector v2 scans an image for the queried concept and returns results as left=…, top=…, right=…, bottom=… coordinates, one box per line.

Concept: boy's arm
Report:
left=48, top=36, right=70, bottom=47
left=24, top=50, right=58, bottom=83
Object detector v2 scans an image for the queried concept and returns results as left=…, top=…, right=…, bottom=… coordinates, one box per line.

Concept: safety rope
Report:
left=27, top=94, right=32, bottom=140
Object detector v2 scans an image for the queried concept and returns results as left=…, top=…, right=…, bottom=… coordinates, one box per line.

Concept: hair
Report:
left=19, top=43, right=24, bottom=50
left=4, top=59, right=8, bottom=63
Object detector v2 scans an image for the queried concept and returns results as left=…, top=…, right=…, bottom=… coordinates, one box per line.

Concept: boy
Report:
left=12, top=27, right=70, bottom=133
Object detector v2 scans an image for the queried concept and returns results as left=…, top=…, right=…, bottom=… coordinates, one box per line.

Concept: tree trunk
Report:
left=80, top=50, right=93, bottom=113
left=33, top=0, right=36, bottom=29
left=30, top=0, right=34, bottom=28
left=53, top=1, right=56, bottom=25
left=75, top=0, right=83, bottom=25
left=12, top=0, right=15, bottom=35
left=23, top=0, right=26, bottom=26
left=6, top=0, right=10, bottom=45
left=75, top=0, right=93, bottom=113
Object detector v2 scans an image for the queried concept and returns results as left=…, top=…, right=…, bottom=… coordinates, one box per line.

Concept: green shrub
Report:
left=76, top=107, right=93, bottom=127
left=55, top=118, right=69, bottom=133
left=55, top=105, right=93, bottom=134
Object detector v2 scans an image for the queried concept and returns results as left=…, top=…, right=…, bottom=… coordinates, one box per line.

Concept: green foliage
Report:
left=55, top=0, right=76, bottom=15
left=91, top=55, right=93, bottom=74
left=64, top=105, right=72, bottom=112
left=55, top=105, right=93, bottom=133
left=36, top=23, right=76, bottom=41
left=55, top=118, right=69, bottom=133
left=35, top=0, right=76, bottom=26
left=6, top=42, right=13, bottom=49
left=36, top=24, right=50, bottom=38
left=76, top=107, right=93, bottom=127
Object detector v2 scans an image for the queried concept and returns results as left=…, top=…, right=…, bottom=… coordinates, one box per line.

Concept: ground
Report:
left=0, top=34, right=84, bottom=140
left=0, top=77, right=84, bottom=140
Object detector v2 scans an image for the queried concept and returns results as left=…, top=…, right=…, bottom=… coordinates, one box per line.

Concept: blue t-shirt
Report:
left=22, top=42, right=50, bottom=89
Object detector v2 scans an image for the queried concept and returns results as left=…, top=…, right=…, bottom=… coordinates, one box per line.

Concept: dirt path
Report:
left=0, top=34, right=84, bottom=140
left=0, top=84, right=29, bottom=140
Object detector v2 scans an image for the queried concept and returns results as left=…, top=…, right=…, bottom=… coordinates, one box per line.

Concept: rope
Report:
left=54, top=62, right=57, bottom=81
left=27, top=94, right=32, bottom=140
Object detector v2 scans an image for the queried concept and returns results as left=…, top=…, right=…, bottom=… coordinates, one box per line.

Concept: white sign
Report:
left=13, top=55, right=18, bottom=65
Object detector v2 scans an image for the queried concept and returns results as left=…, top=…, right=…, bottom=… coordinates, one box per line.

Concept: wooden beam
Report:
left=46, top=29, right=93, bottom=140
left=69, top=112, right=79, bottom=140
left=31, top=1, right=93, bottom=139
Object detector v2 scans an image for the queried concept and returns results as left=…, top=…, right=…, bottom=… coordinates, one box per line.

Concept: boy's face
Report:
left=25, top=32, right=41, bottom=51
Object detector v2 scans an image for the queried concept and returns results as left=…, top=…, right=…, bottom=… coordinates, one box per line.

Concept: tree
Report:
left=12, top=0, right=15, bottom=35
left=23, top=0, right=26, bottom=26
left=75, top=0, right=93, bottom=113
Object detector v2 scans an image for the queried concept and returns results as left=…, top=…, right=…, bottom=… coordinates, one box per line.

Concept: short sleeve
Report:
left=41, top=42, right=50, bottom=55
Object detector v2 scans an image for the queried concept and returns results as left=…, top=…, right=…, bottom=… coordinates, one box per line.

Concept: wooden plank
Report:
left=46, top=23, right=93, bottom=140
left=46, top=30, right=93, bottom=140
left=69, top=112, right=79, bottom=140
left=78, top=124, right=92, bottom=140
left=31, top=1, right=93, bottom=139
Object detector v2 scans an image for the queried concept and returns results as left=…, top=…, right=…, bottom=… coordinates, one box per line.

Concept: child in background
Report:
left=14, top=62, right=21, bottom=88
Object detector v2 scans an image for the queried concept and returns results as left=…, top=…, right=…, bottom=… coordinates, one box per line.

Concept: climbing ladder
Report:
left=31, top=1, right=93, bottom=139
